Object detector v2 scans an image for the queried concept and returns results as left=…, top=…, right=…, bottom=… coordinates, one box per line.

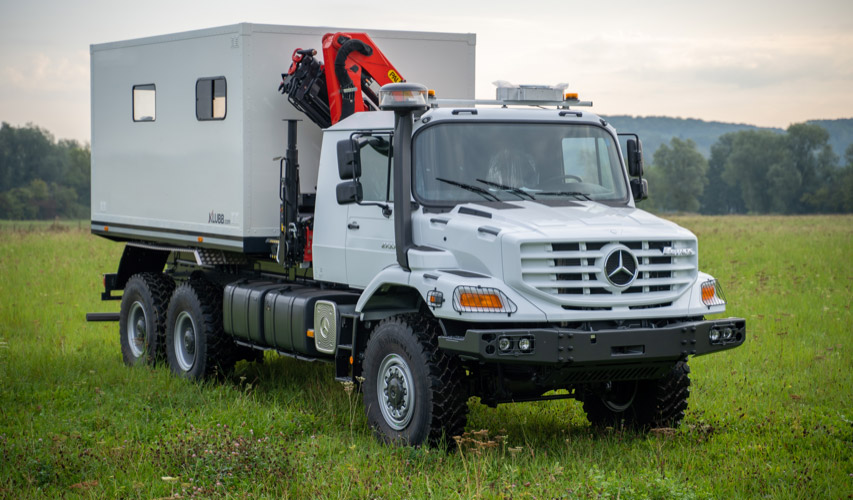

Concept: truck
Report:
left=88, top=23, right=745, bottom=447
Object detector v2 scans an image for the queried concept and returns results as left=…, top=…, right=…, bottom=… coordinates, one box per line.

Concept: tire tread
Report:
left=166, top=277, right=235, bottom=379
left=120, top=272, right=174, bottom=365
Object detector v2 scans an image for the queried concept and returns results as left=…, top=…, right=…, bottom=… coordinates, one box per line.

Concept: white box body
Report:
left=90, top=23, right=475, bottom=252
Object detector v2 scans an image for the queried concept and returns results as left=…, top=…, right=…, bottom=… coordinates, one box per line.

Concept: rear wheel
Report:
left=362, top=315, right=468, bottom=447
left=165, top=278, right=235, bottom=379
left=583, top=361, right=691, bottom=429
left=119, top=273, right=174, bottom=365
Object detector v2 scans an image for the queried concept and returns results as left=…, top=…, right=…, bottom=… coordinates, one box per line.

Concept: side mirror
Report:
left=337, top=138, right=361, bottom=180
left=336, top=180, right=362, bottom=205
left=626, top=139, right=644, bottom=177
left=631, top=178, right=648, bottom=202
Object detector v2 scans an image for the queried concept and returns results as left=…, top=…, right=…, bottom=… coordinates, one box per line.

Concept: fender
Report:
left=355, top=265, right=422, bottom=321
left=356, top=264, right=550, bottom=323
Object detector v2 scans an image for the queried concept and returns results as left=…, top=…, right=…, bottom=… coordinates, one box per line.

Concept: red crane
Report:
left=280, top=32, right=404, bottom=128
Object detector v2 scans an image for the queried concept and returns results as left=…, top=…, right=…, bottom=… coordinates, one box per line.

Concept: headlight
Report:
left=452, top=286, right=518, bottom=314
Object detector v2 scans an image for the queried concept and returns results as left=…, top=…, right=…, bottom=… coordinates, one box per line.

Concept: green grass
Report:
left=0, top=216, right=851, bottom=499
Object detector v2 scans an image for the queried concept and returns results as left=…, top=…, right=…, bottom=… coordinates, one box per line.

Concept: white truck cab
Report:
left=306, top=83, right=744, bottom=442
left=314, top=105, right=717, bottom=324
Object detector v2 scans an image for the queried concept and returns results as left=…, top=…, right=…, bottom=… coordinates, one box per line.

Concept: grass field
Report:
left=1, top=216, right=851, bottom=499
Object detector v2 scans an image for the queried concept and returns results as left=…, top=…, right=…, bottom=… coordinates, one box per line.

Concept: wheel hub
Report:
left=174, top=311, right=197, bottom=372
left=384, top=367, right=408, bottom=415
left=377, top=354, right=415, bottom=430
left=183, top=328, right=195, bottom=354
left=127, top=301, right=147, bottom=358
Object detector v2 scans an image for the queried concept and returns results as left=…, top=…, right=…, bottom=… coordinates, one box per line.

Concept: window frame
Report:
left=132, top=84, right=156, bottom=122
left=350, top=131, right=394, bottom=203
left=196, top=76, right=227, bottom=121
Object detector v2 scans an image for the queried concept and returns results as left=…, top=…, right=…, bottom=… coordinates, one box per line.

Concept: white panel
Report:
left=345, top=203, right=396, bottom=288
left=91, top=28, right=244, bottom=244
left=242, top=27, right=329, bottom=238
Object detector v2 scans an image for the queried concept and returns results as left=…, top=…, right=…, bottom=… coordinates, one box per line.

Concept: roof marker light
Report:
left=378, top=83, right=429, bottom=112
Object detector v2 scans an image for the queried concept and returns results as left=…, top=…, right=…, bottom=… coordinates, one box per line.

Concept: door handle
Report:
left=347, top=222, right=360, bottom=230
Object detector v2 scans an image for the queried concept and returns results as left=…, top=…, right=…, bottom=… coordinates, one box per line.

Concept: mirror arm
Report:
left=357, top=200, right=393, bottom=218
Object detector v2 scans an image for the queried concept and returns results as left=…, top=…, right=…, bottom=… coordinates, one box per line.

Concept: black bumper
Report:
left=438, top=318, right=745, bottom=365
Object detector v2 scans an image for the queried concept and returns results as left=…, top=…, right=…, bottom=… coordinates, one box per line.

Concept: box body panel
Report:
left=91, top=27, right=246, bottom=248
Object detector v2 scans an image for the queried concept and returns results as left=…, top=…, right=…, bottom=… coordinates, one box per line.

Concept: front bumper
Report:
left=438, top=318, right=745, bottom=365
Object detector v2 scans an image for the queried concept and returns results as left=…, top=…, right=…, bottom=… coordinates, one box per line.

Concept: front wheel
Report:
left=583, top=361, right=691, bottom=429
left=362, top=315, right=468, bottom=447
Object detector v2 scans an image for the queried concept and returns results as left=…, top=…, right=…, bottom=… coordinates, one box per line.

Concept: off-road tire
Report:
left=119, top=272, right=175, bottom=366
left=165, top=278, right=236, bottom=379
left=362, top=314, right=468, bottom=447
left=583, top=361, right=691, bottom=429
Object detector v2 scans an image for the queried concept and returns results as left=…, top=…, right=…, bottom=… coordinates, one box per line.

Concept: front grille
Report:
left=519, top=239, right=697, bottom=308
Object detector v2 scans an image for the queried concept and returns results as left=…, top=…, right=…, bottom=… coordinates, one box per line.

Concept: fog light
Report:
left=709, top=328, right=720, bottom=343
left=498, top=337, right=512, bottom=352
left=723, top=327, right=733, bottom=340
left=518, top=338, right=532, bottom=352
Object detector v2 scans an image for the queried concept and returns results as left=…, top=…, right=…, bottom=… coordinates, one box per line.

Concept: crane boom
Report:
left=280, top=32, right=404, bottom=128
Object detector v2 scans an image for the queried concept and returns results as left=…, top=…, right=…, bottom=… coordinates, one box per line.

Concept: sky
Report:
left=1, top=0, right=851, bottom=144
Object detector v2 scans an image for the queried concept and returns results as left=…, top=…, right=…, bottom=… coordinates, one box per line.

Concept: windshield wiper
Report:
left=435, top=177, right=501, bottom=202
left=475, top=179, right=535, bottom=200
left=535, top=191, right=592, bottom=200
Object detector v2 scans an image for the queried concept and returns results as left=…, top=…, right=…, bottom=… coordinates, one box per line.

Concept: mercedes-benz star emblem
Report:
left=604, top=249, right=638, bottom=286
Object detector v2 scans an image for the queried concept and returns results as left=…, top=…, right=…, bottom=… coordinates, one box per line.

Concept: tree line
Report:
left=0, top=123, right=90, bottom=220
left=643, top=123, right=853, bottom=214
left=1, top=120, right=851, bottom=220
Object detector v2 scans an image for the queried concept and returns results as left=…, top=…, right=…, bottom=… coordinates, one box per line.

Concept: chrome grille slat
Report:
left=631, top=277, right=693, bottom=287
left=522, top=265, right=598, bottom=274
left=524, top=279, right=609, bottom=288
left=521, top=251, right=606, bottom=259
left=638, top=263, right=694, bottom=272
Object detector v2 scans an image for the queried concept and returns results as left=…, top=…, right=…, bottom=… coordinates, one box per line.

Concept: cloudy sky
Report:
left=1, top=0, right=851, bottom=143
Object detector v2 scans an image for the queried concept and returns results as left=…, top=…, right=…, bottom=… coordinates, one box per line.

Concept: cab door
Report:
left=345, top=133, right=396, bottom=288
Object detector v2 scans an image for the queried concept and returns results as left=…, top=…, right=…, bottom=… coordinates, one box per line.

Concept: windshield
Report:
left=413, top=122, right=628, bottom=205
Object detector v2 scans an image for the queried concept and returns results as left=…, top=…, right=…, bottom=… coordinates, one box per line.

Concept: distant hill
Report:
left=602, top=115, right=853, bottom=164
left=807, top=119, right=853, bottom=162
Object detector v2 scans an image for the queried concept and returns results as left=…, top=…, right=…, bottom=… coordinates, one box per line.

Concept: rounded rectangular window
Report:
left=132, top=84, right=156, bottom=122
left=196, top=77, right=226, bottom=120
